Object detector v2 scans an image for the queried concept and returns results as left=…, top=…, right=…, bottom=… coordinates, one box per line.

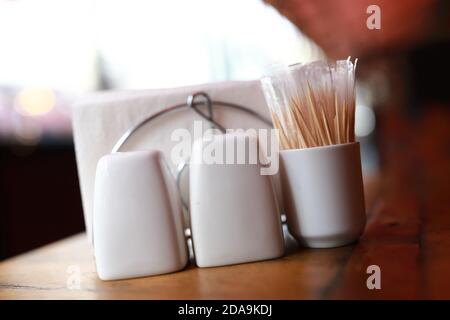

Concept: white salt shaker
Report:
left=190, top=132, right=284, bottom=268
left=93, top=150, right=188, bottom=280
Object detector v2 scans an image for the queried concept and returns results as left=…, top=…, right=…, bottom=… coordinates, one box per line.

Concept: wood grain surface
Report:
left=0, top=177, right=378, bottom=300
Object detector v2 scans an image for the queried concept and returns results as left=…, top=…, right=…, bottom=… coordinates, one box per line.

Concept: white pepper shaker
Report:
left=93, top=150, right=188, bottom=280
left=190, top=132, right=284, bottom=268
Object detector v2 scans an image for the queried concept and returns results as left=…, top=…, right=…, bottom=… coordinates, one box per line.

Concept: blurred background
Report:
left=1, top=0, right=449, bottom=260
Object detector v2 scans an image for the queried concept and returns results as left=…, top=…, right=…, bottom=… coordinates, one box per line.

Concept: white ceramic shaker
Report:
left=189, top=132, right=284, bottom=267
left=93, top=150, right=188, bottom=280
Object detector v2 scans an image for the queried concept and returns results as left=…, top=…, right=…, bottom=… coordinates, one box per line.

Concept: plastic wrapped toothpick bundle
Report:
left=261, top=59, right=366, bottom=249
left=261, top=59, right=357, bottom=150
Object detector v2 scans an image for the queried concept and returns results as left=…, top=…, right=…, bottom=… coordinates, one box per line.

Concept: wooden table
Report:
left=1, top=108, right=449, bottom=299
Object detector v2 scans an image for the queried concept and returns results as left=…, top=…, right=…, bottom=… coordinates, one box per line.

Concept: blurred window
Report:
left=0, top=0, right=322, bottom=143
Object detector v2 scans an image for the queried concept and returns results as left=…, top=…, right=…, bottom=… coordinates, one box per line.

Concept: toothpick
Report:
left=264, top=59, right=357, bottom=150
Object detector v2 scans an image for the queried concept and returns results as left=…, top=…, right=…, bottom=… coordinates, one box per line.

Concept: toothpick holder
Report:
left=279, top=142, right=366, bottom=248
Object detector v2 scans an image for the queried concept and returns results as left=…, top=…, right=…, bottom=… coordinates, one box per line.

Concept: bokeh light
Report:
left=15, top=87, right=56, bottom=117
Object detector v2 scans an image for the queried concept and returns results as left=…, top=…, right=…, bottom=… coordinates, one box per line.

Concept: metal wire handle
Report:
left=111, top=92, right=273, bottom=214
left=111, top=92, right=272, bottom=153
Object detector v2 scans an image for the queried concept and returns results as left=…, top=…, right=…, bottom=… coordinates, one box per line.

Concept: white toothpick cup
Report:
left=93, top=150, right=188, bottom=280
left=280, top=142, right=366, bottom=248
left=190, top=133, right=284, bottom=268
